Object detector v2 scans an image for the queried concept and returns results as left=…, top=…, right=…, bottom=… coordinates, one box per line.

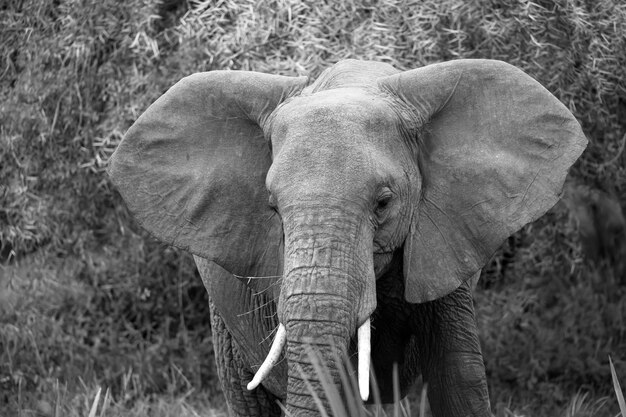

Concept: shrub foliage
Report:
left=1, top=0, right=625, bottom=415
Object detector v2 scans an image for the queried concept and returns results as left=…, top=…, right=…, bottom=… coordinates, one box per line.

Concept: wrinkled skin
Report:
left=108, top=59, right=587, bottom=416
left=198, top=253, right=487, bottom=416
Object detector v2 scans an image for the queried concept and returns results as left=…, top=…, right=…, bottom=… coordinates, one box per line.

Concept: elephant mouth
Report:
left=373, top=250, right=395, bottom=276
left=246, top=318, right=373, bottom=401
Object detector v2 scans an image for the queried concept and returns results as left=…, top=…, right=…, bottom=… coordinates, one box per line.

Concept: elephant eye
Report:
left=375, top=189, right=393, bottom=216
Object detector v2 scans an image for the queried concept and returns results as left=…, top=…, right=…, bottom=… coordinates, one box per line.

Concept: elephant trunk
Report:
left=283, top=291, right=352, bottom=416
left=278, top=222, right=376, bottom=414
left=251, top=205, right=377, bottom=415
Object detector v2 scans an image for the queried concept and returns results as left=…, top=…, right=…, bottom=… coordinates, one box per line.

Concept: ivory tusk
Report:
left=247, top=323, right=286, bottom=391
left=357, top=318, right=371, bottom=401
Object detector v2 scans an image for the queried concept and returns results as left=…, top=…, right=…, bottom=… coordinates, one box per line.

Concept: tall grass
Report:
left=17, top=376, right=227, bottom=417
left=287, top=348, right=413, bottom=417
left=610, top=357, right=626, bottom=417
left=299, top=348, right=626, bottom=417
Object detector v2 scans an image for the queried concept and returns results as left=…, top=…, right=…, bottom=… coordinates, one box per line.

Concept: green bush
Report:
left=1, top=0, right=625, bottom=415
left=1, top=0, right=216, bottom=413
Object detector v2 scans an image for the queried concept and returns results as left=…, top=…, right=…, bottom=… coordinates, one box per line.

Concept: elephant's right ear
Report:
left=108, top=71, right=307, bottom=278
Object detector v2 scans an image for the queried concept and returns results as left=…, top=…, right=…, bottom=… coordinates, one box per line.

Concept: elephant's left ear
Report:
left=108, top=71, right=306, bottom=279
left=379, top=59, right=587, bottom=303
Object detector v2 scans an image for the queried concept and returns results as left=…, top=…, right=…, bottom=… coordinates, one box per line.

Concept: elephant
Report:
left=108, top=59, right=587, bottom=416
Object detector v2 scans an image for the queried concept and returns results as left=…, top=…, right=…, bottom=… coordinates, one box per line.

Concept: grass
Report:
left=14, top=377, right=227, bottom=417
left=1, top=0, right=625, bottom=415
left=611, top=357, right=626, bottom=417
left=297, top=348, right=626, bottom=417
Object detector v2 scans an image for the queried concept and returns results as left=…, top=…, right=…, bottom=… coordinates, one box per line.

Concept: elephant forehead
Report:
left=273, top=88, right=398, bottom=138
left=303, top=59, right=399, bottom=93
left=266, top=88, right=415, bottom=202
left=270, top=95, right=391, bottom=171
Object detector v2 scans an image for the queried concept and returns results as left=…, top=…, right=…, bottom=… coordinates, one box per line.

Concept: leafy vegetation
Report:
left=1, top=0, right=625, bottom=415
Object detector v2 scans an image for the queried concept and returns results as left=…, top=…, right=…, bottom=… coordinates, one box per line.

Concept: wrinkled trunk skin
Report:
left=283, top=291, right=352, bottom=416
left=278, top=206, right=374, bottom=417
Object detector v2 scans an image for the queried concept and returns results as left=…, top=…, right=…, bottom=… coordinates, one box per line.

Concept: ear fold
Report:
left=379, top=59, right=587, bottom=303
left=108, top=71, right=306, bottom=278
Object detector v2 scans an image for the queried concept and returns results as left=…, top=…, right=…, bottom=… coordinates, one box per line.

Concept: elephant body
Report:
left=198, top=255, right=488, bottom=416
left=108, top=59, right=587, bottom=416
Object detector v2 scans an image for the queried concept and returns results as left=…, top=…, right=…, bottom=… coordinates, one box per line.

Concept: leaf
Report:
left=87, top=387, right=101, bottom=417
left=610, top=356, right=626, bottom=417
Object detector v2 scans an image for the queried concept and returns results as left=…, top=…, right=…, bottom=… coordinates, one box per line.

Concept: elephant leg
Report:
left=209, top=297, right=282, bottom=417
left=412, top=280, right=492, bottom=417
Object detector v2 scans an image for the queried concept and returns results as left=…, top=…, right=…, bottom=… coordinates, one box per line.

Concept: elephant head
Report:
left=108, top=59, right=586, bottom=415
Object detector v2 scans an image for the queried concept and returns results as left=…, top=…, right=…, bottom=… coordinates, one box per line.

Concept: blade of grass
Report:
left=399, top=399, right=411, bottom=417
left=87, top=387, right=101, bottom=417
left=610, top=356, right=626, bottom=417
left=99, top=388, right=111, bottom=417
left=332, top=349, right=362, bottom=417
left=393, top=364, right=399, bottom=417
left=419, top=383, right=428, bottom=417
left=307, top=347, right=348, bottom=417
left=369, top=364, right=383, bottom=416
left=292, top=362, right=330, bottom=417
left=54, top=379, right=64, bottom=417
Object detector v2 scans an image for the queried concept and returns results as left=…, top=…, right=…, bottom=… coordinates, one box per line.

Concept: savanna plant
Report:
left=297, top=349, right=626, bottom=417
left=279, top=347, right=416, bottom=417
left=610, top=357, right=626, bottom=417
